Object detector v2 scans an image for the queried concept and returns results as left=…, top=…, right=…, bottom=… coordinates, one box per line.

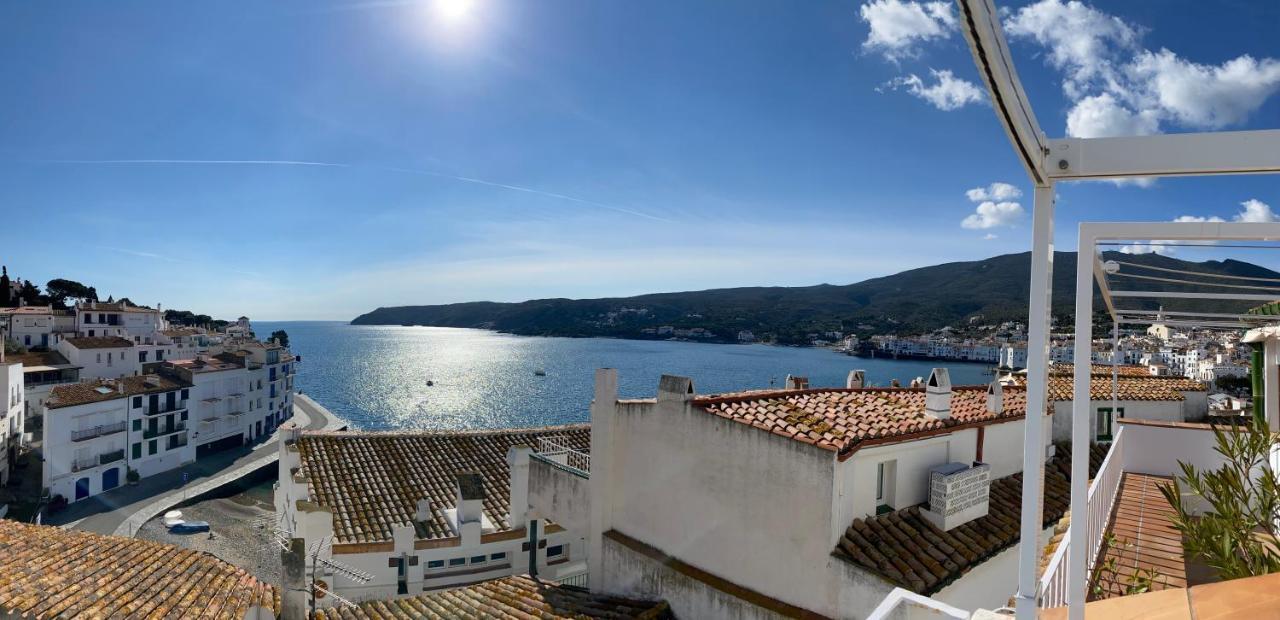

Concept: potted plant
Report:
left=48, top=494, right=67, bottom=513
left=126, top=468, right=140, bottom=485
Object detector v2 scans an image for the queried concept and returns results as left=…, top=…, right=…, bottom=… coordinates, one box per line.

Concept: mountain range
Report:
left=351, top=251, right=1279, bottom=344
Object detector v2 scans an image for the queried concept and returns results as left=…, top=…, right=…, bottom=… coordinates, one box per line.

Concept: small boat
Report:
left=426, top=380, right=434, bottom=387
left=534, top=369, right=546, bottom=377
left=169, top=520, right=211, bottom=534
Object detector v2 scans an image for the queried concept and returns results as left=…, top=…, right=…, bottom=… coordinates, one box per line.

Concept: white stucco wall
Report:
left=528, top=457, right=590, bottom=537
left=601, top=391, right=840, bottom=614
left=1051, top=400, right=1185, bottom=443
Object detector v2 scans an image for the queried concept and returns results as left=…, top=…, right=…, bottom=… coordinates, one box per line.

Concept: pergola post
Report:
left=1068, top=228, right=1096, bottom=619
left=1266, top=339, right=1279, bottom=432
left=1014, top=184, right=1055, bottom=619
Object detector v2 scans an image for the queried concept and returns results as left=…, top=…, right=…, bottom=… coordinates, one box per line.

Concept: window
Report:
left=148, top=439, right=157, bottom=455
left=470, top=555, right=487, bottom=564
left=180, top=411, right=188, bottom=422
left=427, top=559, right=444, bottom=569
left=547, top=545, right=564, bottom=558
left=96, top=353, right=101, bottom=364
left=132, top=419, right=141, bottom=432
left=1097, top=407, right=1122, bottom=442
left=132, top=397, right=142, bottom=408
left=448, top=557, right=465, bottom=567
left=139, top=351, right=147, bottom=363
left=875, top=460, right=897, bottom=515
left=489, top=552, right=506, bottom=561
left=181, top=389, right=189, bottom=400
left=132, top=443, right=141, bottom=459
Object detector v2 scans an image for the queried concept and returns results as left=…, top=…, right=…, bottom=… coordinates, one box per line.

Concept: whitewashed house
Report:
left=0, top=360, right=23, bottom=486
left=274, top=425, right=589, bottom=606
left=73, top=300, right=164, bottom=341
left=587, top=368, right=1073, bottom=619
left=57, top=336, right=138, bottom=380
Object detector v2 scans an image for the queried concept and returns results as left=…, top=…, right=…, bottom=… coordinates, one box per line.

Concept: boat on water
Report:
left=426, top=380, right=434, bottom=386
left=534, top=369, right=546, bottom=376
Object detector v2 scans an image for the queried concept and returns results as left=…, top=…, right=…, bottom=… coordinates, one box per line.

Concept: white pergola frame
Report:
left=954, top=1, right=1280, bottom=618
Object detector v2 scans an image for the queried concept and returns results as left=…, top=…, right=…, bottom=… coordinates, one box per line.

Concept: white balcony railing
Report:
left=534, top=437, right=590, bottom=477
left=70, top=421, right=127, bottom=442
left=1039, top=426, right=1127, bottom=608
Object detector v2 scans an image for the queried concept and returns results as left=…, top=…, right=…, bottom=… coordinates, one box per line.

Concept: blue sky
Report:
left=0, top=0, right=1277, bottom=320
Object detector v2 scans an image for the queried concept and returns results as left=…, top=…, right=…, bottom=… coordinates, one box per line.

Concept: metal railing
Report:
left=1039, top=426, right=1127, bottom=608
left=144, top=421, right=186, bottom=439
left=533, top=437, right=590, bottom=477
left=71, top=421, right=126, bottom=442
left=99, top=449, right=125, bottom=465
left=553, top=571, right=589, bottom=588
left=71, top=456, right=98, bottom=472
left=144, top=400, right=188, bottom=416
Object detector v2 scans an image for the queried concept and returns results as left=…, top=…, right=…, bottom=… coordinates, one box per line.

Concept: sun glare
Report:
left=434, top=0, right=474, bottom=23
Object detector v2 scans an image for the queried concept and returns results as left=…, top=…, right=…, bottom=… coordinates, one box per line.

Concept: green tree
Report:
left=0, top=266, right=11, bottom=307
left=270, top=330, right=289, bottom=347
left=18, top=281, right=41, bottom=306
left=45, top=278, right=97, bottom=307
left=1160, top=416, right=1280, bottom=580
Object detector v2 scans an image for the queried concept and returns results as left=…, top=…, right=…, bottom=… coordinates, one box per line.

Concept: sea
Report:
left=255, top=321, right=994, bottom=431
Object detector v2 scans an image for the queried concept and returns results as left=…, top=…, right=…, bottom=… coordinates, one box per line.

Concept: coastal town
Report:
left=3, top=0, right=1280, bottom=618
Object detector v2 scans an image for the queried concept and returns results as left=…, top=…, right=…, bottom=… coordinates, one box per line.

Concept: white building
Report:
left=274, top=425, right=589, bottom=606
left=0, top=360, right=23, bottom=487
left=0, top=306, right=68, bottom=350
left=4, top=350, right=79, bottom=427
left=43, top=375, right=190, bottom=502
left=57, top=336, right=138, bottom=380
left=73, top=300, right=164, bottom=342
left=587, top=368, right=1064, bottom=618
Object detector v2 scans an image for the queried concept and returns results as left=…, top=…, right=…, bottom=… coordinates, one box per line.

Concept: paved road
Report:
left=53, top=394, right=344, bottom=536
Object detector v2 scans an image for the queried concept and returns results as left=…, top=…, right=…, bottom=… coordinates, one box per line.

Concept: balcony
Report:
left=533, top=437, right=590, bottom=478
left=144, top=400, right=188, bottom=416
left=99, top=449, right=124, bottom=465
left=71, top=456, right=98, bottom=472
left=144, top=421, right=186, bottom=440
left=70, top=421, right=126, bottom=442
left=1038, top=419, right=1238, bottom=609
left=167, top=435, right=188, bottom=450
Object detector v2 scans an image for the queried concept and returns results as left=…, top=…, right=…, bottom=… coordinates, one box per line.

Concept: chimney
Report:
left=986, top=380, right=1004, bottom=414
left=890, top=379, right=901, bottom=388
left=507, top=445, right=532, bottom=529
left=846, top=370, right=866, bottom=389
left=657, top=374, right=695, bottom=402
left=925, top=368, right=952, bottom=420
left=455, top=471, right=485, bottom=546
left=280, top=538, right=308, bottom=620
left=784, top=374, right=809, bottom=390
left=415, top=498, right=431, bottom=522
left=909, top=377, right=923, bottom=388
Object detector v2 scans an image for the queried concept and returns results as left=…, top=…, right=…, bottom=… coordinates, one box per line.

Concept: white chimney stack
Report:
left=784, top=374, right=809, bottom=390
left=846, top=370, right=866, bottom=389
left=415, top=498, right=431, bottom=522
left=455, top=471, right=485, bottom=546
left=986, top=380, right=1003, bottom=414
left=925, top=368, right=952, bottom=420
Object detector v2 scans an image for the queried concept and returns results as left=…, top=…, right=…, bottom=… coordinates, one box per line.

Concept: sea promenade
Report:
left=54, top=394, right=345, bottom=536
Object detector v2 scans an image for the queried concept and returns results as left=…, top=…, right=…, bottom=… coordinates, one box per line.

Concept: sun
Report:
left=434, top=0, right=474, bottom=23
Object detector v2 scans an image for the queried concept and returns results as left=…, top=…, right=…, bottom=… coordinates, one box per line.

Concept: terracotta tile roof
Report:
left=297, top=425, right=590, bottom=544
left=1032, top=375, right=1206, bottom=402
left=0, top=305, right=53, bottom=315
left=161, top=327, right=205, bottom=337
left=77, top=301, right=156, bottom=313
left=48, top=374, right=190, bottom=409
left=0, top=520, right=277, bottom=618
left=63, top=336, right=134, bottom=349
left=692, top=385, right=1027, bottom=455
left=1050, top=363, right=1154, bottom=377
left=312, top=575, right=671, bottom=620
left=833, top=443, right=1109, bottom=595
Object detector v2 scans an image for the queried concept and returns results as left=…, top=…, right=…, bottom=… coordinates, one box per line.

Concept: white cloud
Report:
left=1005, top=0, right=1280, bottom=151
left=1235, top=199, right=1278, bottom=223
left=859, top=0, right=955, bottom=61
left=1169, top=200, right=1276, bottom=224
left=882, top=69, right=986, bottom=110
left=1003, top=0, right=1138, bottom=98
left=966, top=182, right=1023, bottom=202
left=983, top=233, right=998, bottom=240
left=1118, top=242, right=1174, bottom=255
left=1065, top=93, right=1158, bottom=138
left=1128, top=50, right=1280, bottom=129
left=962, top=201, right=1025, bottom=229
